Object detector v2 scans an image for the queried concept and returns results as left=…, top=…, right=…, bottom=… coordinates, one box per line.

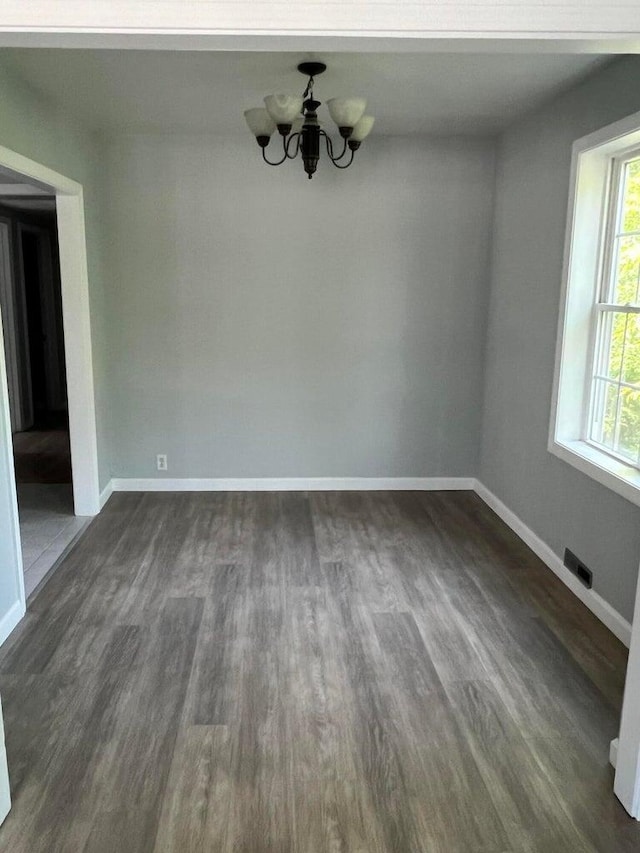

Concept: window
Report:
left=550, top=112, right=640, bottom=507
left=588, top=153, right=640, bottom=469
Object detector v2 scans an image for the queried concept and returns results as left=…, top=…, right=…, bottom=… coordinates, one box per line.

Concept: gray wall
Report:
left=105, top=133, right=495, bottom=479
left=480, top=56, right=640, bottom=622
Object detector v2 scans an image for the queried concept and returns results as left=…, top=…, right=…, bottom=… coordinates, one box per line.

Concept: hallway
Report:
left=17, top=482, right=88, bottom=597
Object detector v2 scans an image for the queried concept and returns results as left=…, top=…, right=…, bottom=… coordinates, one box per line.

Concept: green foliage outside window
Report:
left=601, top=159, right=640, bottom=462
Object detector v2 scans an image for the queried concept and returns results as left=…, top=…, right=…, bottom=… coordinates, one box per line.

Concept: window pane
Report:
left=621, top=312, right=640, bottom=386
left=621, top=158, right=640, bottom=234
left=616, top=387, right=640, bottom=463
left=587, top=154, right=640, bottom=470
left=590, top=378, right=618, bottom=449
left=599, top=311, right=625, bottom=380
left=612, top=235, right=640, bottom=304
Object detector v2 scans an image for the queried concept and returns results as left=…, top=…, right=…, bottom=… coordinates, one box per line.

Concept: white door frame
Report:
left=0, top=144, right=100, bottom=519
left=615, top=567, right=640, bottom=819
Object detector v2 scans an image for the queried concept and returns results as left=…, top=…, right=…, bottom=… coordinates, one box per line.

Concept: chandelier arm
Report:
left=321, top=129, right=335, bottom=160
left=321, top=130, right=349, bottom=163
left=332, top=138, right=350, bottom=162
left=261, top=136, right=289, bottom=166
left=328, top=148, right=356, bottom=170
left=285, top=132, right=301, bottom=159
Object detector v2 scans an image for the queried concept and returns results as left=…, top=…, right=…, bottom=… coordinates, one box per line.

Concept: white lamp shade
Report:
left=351, top=115, right=375, bottom=142
left=244, top=108, right=276, bottom=137
left=264, top=94, right=303, bottom=125
left=327, top=97, right=366, bottom=128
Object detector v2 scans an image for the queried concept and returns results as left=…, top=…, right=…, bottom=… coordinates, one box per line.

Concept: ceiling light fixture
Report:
left=244, top=62, right=374, bottom=180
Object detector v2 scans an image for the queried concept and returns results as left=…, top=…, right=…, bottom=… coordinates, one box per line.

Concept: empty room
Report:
left=0, top=3, right=640, bottom=852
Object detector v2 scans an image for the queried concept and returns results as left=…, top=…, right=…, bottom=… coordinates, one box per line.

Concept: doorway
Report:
left=0, top=149, right=100, bottom=628
left=0, top=191, right=88, bottom=596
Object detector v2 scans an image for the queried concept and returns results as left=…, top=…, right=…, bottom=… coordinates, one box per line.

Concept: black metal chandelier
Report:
left=244, top=62, right=374, bottom=180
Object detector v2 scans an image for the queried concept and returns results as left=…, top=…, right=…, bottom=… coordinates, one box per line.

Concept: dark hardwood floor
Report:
left=12, top=428, right=72, bottom=484
left=0, top=490, right=637, bottom=852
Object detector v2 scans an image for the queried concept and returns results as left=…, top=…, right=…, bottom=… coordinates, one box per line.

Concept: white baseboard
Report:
left=610, top=737, right=619, bottom=769
left=473, top=480, right=632, bottom=648
left=99, top=480, right=113, bottom=509
left=0, top=599, right=25, bottom=647
left=110, top=476, right=476, bottom=492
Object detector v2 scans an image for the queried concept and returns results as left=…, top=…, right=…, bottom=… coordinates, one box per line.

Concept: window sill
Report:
left=550, top=438, right=640, bottom=508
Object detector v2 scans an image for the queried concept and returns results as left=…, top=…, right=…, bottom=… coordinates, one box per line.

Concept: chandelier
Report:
left=244, top=62, right=374, bottom=180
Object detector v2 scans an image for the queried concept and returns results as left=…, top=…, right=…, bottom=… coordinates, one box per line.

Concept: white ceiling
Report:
left=0, top=197, right=55, bottom=212
left=0, top=164, right=54, bottom=217
left=0, top=169, right=27, bottom=185
left=0, top=166, right=53, bottom=203
left=1, top=49, right=608, bottom=136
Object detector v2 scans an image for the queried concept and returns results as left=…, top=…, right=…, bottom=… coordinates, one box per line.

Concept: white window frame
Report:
left=586, top=148, right=640, bottom=469
left=549, top=110, right=640, bottom=508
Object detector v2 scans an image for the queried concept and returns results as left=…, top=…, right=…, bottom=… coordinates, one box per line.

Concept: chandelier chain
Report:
left=302, top=75, right=315, bottom=101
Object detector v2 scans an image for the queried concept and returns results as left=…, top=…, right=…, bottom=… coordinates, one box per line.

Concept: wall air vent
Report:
left=563, top=548, right=593, bottom=589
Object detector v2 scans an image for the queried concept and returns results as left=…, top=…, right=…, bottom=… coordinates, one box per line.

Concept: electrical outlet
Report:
left=156, top=454, right=168, bottom=471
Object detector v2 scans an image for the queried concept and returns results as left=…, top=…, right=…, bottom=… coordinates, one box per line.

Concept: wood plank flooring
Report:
left=12, top=429, right=72, bottom=484
left=0, top=490, right=637, bottom=852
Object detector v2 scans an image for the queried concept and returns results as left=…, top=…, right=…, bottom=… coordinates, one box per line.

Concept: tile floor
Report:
left=17, top=484, right=91, bottom=598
